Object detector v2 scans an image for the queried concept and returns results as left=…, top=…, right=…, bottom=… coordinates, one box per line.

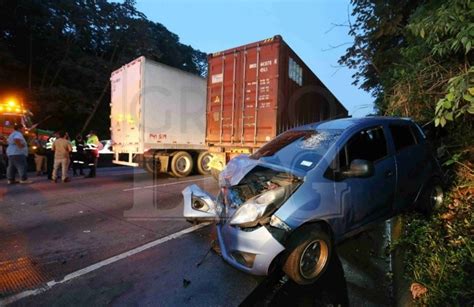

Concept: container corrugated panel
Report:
left=206, top=35, right=348, bottom=149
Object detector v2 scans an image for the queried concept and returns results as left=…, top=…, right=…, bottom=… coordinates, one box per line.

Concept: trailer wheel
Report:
left=196, top=151, right=212, bottom=175
left=144, top=157, right=160, bottom=175
left=170, top=151, right=193, bottom=177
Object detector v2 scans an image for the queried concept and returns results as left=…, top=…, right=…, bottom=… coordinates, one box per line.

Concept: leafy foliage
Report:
left=341, top=0, right=474, bottom=304
left=340, top=0, right=473, bottom=125
left=408, top=0, right=474, bottom=57
left=435, top=68, right=474, bottom=127
left=399, top=158, right=474, bottom=305
left=406, top=0, right=474, bottom=127
left=0, top=0, right=207, bottom=137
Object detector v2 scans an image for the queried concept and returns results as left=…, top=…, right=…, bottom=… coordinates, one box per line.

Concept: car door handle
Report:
left=385, top=170, right=394, bottom=177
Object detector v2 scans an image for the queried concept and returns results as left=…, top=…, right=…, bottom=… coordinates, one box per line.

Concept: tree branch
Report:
left=321, top=42, right=353, bottom=52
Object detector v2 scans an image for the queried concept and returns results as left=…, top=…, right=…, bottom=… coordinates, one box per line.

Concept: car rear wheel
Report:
left=417, top=179, right=444, bottom=214
left=282, top=225, right=332, bottom=285
left=196, top=151, right=212, bottom=175
left=170, top=151, right=193, bottom=177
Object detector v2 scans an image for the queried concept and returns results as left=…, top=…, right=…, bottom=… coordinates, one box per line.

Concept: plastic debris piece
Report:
left=410, top=282, right=428, bottom=300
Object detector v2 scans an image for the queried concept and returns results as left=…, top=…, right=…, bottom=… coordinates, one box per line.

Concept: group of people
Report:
left=2, top=124, right=101, bottom=184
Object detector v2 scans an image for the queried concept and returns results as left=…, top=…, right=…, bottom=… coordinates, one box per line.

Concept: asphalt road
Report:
left=0, top=167, right=393, bottom=306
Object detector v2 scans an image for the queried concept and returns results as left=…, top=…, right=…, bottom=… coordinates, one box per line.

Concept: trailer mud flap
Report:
left=208, top=152, right=226, bottom=172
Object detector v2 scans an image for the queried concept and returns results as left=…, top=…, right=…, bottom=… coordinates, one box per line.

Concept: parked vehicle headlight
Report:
left=230, top=186, right=288, bottom=227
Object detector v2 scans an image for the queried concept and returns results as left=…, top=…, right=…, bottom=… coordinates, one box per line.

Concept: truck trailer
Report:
left=206, top=35, right=348, bottom=176
left=110, top=56, right=210, bottom=177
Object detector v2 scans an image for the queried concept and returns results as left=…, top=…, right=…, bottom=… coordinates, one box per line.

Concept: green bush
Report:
left=399, top=158, right=474, bottom=305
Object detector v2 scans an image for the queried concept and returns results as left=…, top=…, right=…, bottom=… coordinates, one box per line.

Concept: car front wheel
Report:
left=282, top=225, right=332, bottom=285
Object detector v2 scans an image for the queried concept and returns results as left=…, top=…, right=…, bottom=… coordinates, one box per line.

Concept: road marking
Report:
left=0, top=223, right=210, bottom=305
left=122, top=187, right=143, bottom=192
left=122, top=177, right=213, bottom=192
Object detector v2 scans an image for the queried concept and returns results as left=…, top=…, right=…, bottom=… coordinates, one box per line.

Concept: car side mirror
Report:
left=341, top=159, right=374, bottom=178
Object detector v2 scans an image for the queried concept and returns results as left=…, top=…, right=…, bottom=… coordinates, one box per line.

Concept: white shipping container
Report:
left=110, top=56, right=207, bottom=168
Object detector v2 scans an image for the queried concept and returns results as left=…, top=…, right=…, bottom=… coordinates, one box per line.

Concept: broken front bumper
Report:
left=182, top=184, right=285, bottom=276
left=216, top=223, right=285, bottom=276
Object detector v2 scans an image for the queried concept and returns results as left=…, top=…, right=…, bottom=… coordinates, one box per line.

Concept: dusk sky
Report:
left=135, top=0, right=374, bottom=117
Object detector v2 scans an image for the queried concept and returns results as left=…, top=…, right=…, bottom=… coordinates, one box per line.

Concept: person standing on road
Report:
left=71, top=134, right=85, bottom=176
left=6, top=124, right=32, bottom=184
left=85, top=130, right=100, bottom=178
left=45, top=133, right=57, bottom=180
left=51, top=130, right=72, bottom=183
left=0, top=142, right=7, bottom=179
left=33, top=136, right=47, bottom=176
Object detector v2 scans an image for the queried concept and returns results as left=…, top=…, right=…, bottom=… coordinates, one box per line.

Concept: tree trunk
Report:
left=48, top=37, right=72, bottom=88
left=80, top=82, right=109, bottom=135
left=28, top=33, right=33, bottom=91
left=80, top=42, right=121, bottom=134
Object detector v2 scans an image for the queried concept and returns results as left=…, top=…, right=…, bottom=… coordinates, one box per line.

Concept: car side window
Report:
left=389, top=124, right=417, bottom=152
left=341, top=126, right=388, bottom=169
left=325, top=126, right=388, bottom=178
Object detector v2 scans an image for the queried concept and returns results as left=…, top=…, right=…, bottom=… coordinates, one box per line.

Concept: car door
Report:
left=388, top=124, right=427, bottom=210
left=328, top=126, right=396, bottom=232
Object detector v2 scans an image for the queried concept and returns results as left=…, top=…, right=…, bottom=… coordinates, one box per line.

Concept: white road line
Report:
left=122, top=187, right=144, bottom=192
left=0, top=223, right=210, bottom=306
left=122, top=177, right=213, bottom=192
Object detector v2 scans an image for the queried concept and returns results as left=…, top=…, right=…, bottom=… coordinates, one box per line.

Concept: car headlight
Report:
left=229, top=185, right=291, bottom=227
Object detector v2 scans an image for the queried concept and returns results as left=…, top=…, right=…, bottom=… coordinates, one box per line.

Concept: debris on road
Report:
left=410, top=282, right=428, bottom=300
left=182, top=279, right=191, bottom=288
left=196, top=247, right=212, bottom=268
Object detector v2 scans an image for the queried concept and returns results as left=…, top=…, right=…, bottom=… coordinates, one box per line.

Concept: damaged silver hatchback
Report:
left=183, top=117, right=444, bottom=284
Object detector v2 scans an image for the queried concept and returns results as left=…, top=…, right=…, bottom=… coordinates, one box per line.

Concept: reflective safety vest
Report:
left=71, top=140, right=85, bottom=153
left=84, top=143, right=99, bottom=158
left=45, top=137, right=56, bottom=150
left=87, top=135, right=99, bottom=146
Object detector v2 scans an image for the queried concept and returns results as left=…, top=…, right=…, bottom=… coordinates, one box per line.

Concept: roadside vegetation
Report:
left=340, top=0, right=473, bottom=304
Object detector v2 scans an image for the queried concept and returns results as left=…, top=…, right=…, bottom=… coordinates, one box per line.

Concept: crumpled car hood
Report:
left=218, top=155, right=305, bottom=187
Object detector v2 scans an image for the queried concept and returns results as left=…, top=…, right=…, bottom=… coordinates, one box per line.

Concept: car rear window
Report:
left=412, top=124, right=426, bottom=143
left=389, top=125, right=417, bottom=151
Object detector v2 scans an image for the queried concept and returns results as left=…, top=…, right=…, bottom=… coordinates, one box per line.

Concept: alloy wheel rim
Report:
left=430, top=185, right=444, bottom=209
left=299, top=239, right=329, bottom=279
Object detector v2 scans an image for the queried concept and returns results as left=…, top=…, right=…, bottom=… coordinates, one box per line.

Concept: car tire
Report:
left=416, top=178, right=444, bottom=215
left=196, top=151, right=212, bottom=175
left=282, top=225, right=332, bottom=285
left=170, top=151, right=193, bottom=177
